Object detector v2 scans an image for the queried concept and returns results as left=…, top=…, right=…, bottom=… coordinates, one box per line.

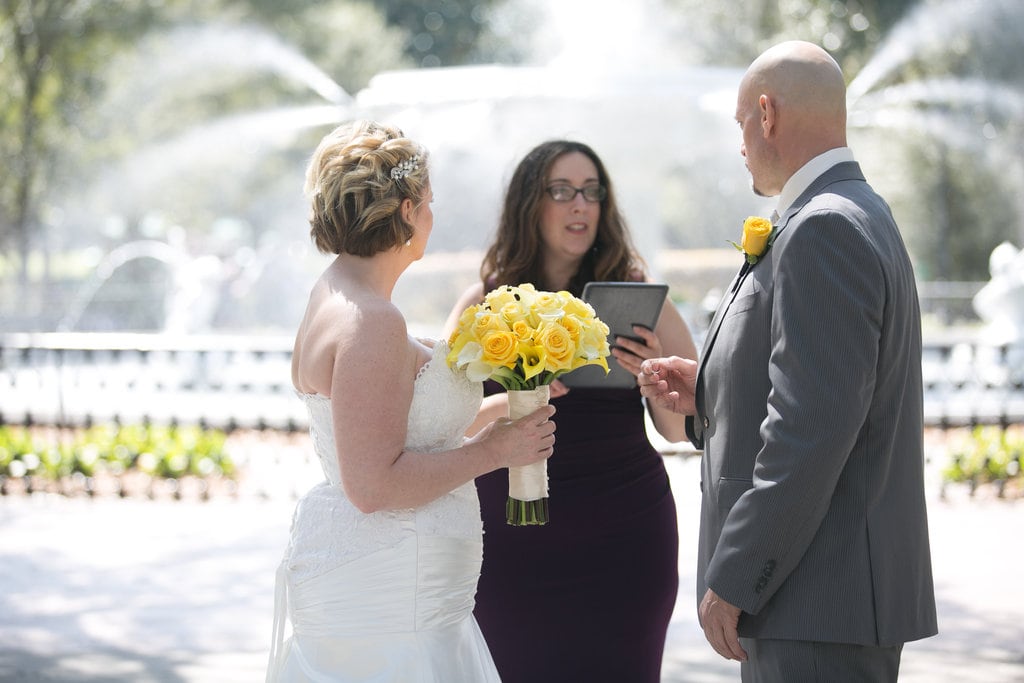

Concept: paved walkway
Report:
left=1, top=442, right=1022, bottom=682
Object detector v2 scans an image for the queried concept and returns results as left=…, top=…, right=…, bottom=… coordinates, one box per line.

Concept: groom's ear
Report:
left=759, top=94, right=775, bottom=137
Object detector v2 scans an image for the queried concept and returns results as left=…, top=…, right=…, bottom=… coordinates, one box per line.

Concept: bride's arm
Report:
left=332, top=304, right=554, bottom=513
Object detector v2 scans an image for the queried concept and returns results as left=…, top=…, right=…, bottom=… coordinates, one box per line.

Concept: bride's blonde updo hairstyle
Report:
left=304, top=120, right=429, bottom=256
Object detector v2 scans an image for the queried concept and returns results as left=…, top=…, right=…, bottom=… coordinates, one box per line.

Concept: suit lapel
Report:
left=697, top=161, right=868, bottom=383
left=697, top=263, right=749, bottom=380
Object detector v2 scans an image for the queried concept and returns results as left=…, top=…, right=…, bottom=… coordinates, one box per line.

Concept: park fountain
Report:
left=60, top=3, right=756, bottom=334
left=51, top=0, right=1024, bottom=337
left=3, top=0, right=1022, bottom=433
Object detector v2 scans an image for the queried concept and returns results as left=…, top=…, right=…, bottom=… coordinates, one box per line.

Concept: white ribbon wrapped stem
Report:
left=506, top=385, right=550, bottom=501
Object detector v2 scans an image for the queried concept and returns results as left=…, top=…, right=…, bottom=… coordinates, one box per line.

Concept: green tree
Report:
left=369, top=0, right=523, bottom=67
left=660, top=0, right=1024, bottom=281
left=661, top=0, right=917, bottom=72
left=0, top=0, right=166, bottom=291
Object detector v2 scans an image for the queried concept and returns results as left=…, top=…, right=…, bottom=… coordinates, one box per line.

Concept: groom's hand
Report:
left=699, top=588, right=747, bottom=662
left=638, top=356, right=697, bottom=415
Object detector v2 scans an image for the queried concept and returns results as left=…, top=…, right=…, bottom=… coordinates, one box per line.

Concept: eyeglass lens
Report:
left=546, top=184, right=606, bottom=202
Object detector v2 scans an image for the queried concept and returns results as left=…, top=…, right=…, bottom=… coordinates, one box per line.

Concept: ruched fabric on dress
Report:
left=474, top=384, right=679, bottom=683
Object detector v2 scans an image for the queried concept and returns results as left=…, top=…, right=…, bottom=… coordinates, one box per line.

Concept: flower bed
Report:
left=0, top=423, right=237, bottom=499
left=942, top=425, right=1024, bottom=499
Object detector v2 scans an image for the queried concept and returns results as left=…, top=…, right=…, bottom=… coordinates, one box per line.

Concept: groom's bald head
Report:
left=737, top=41, right=848, bottom=190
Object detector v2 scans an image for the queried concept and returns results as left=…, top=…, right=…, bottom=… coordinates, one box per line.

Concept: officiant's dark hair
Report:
left=480, top=140, right=646, bottom=297
left=304, top=119, right=430, bottom=257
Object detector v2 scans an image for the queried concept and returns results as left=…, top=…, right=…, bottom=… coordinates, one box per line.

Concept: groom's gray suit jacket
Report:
left=687, top=162, right=938, bottom=646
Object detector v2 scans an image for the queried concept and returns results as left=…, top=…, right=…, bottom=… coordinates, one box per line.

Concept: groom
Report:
left=639, top=41, right=937, bottom=682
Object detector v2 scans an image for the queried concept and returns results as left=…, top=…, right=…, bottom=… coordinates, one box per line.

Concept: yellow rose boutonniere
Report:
left=729, top=215, right=776, bottom=265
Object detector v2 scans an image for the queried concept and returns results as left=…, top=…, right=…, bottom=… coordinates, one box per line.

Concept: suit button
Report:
left=703, top=416, right=710, bottom=429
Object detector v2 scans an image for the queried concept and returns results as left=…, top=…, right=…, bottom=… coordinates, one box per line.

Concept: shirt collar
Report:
left=775, top=147, right=855, bottom=219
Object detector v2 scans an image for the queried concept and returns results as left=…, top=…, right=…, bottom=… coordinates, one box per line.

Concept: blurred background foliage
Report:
left=1, top=0, right=1022, bottom=330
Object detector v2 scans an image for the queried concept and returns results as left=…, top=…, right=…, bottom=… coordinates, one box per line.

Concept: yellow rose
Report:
left=533, top=291, right=567, bottom=320
left=499, top=300, right=530, bottom=325
left=562, top=296, right=595, bottom=319
left=480, top=330, right=519, bottom=368
left=484, top=285, right=519, bottom=311
left=536, top=322, right=575, bottom=371
left=511, top=319, right=534, bottom=341
left=578, top=322, right=611, bottom=361
left=457, top=303, right=480, bottom=327
left=472, top=310, right=508, bottom=338
left=559, top=314, right=582, bottom=342
left=741, top=216, right=773, bottom=259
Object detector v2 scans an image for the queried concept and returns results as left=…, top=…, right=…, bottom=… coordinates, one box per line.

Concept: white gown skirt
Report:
left=266, top=485, right=501, bottom=682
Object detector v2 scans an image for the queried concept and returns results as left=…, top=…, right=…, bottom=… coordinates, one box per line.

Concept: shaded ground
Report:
left=0, top=432, right=1022, bottom=682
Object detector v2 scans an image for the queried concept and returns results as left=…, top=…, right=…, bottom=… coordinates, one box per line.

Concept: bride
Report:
left=266, top=120, right=556, bottom=682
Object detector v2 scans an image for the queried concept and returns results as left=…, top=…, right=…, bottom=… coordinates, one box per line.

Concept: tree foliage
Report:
left=2, top=0, right=1023, bottom=327
left=0, top=0, right=166, bottom=276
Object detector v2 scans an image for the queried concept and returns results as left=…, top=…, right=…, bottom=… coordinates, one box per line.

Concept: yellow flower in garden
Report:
left=481, top=330, right=519, bottom=368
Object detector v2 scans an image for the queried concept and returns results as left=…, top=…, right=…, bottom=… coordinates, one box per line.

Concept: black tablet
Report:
left=561, top=282, right=669, bottom=389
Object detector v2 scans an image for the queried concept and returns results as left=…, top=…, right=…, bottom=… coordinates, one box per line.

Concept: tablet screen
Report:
left=560, top=282, right=669, bottom=389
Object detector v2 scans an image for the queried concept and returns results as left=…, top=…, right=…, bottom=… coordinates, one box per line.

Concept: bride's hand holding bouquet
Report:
left=447, top=283, right=611, bottom=525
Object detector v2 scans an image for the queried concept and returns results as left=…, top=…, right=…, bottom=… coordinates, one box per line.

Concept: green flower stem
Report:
left=506, top=496, right=549, bottom=526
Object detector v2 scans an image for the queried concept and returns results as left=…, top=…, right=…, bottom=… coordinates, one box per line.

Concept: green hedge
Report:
left=0, top=423, right=236, bottom=482
left=943, top=426, right=1023, bottom=493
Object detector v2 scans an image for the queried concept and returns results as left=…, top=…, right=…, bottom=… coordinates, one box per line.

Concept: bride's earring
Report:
left=405, top=238, right=412, bottom=247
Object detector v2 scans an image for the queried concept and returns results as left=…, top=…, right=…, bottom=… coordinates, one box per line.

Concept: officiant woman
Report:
left=444, top=139, right=698, bottom=682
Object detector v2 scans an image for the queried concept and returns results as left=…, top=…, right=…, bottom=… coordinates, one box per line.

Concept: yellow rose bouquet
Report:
left=446, top=283, right=611, bottom=525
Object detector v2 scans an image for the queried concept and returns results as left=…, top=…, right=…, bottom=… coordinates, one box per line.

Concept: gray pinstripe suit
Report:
left=687, top=162, right=938, bottom=670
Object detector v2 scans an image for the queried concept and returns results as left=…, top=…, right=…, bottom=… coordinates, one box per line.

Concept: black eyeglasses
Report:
left=544, top=183, right=607, bottom=203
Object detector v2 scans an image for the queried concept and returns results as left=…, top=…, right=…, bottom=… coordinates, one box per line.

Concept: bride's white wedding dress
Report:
left=266, top=342, right=500, bottom=682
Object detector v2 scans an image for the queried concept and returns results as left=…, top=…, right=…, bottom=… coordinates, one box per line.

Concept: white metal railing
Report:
left=2, top=331, right=1022, bottom=431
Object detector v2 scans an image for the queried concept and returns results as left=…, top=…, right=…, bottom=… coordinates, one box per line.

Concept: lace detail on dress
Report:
left=406, top=342, right=482, bottom=454
left=288, top=341, right=484, bottom=583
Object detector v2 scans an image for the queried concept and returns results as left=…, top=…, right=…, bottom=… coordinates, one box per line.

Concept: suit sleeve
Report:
left=705, top=208, right=884, bottom=615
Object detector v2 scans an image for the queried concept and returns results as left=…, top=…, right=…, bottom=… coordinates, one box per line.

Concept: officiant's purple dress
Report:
left=473, top=384, right=679, bottom=682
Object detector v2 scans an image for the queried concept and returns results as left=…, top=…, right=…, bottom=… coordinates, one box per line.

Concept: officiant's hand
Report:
left=637, top=356, right=697, bottom=415
left=611, top=324, right=662, bottom=380
left=547, top=379, right=570, bottom=399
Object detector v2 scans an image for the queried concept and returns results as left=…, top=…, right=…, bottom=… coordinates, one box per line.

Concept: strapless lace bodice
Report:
left=302, top=341, right=482, bottom=486
left=288, top=342, right=484, bottom=582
